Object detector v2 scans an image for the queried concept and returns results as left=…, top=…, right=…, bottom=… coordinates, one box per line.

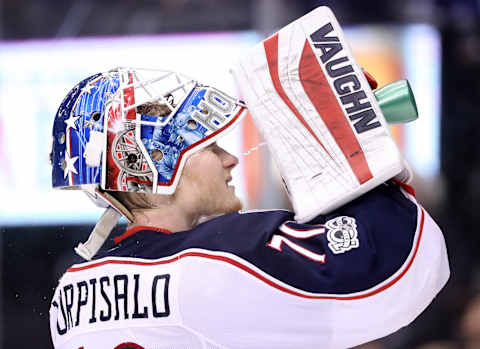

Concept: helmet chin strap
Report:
left=74, top=207, right=122, bottom=261
left=75, top=187, right=136, bottom=260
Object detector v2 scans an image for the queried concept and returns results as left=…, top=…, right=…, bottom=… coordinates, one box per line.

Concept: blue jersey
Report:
left=50, top=182, right=449, bottom=349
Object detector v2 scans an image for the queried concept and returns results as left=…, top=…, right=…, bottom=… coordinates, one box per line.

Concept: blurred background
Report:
left=0, top=0, right=479, bottom=348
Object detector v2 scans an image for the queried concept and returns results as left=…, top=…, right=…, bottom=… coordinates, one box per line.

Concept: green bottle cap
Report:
left=374, top=79, right=418, bottom=124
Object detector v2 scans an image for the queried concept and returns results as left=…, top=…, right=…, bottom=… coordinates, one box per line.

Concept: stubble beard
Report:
left=206, top=186, right=243, bottom=216
left=180, top=160, right=243, bottom=218
left=223, top=192, right=243, bottom=213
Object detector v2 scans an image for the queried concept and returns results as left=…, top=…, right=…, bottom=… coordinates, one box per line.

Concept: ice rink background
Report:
left=0, top=0, right=478, bottom=348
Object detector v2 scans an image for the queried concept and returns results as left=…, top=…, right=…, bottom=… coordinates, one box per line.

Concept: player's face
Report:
left=176, top=143, right=242, bottom=216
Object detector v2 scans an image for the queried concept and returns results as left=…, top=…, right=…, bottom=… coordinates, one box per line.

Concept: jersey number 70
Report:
left=267, top=222, right=326, bottom=263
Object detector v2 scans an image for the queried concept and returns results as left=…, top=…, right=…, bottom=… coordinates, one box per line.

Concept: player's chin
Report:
left=231, top=196, right=243, bottom=212
left=220, top=192, right=243, bottom=214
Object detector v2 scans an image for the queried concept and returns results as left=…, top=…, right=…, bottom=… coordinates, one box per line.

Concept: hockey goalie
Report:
left=49, top=6, right=449, bottom=349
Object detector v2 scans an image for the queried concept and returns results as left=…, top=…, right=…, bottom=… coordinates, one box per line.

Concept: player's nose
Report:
left=220, top=148, right=239, bottom=169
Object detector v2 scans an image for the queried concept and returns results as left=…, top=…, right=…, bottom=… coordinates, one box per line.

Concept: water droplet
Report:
left=241, top=142, right=267, bottom=157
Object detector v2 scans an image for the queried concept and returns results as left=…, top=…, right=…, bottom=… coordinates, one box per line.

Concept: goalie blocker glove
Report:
left=231, top=6, right=412, bottom=222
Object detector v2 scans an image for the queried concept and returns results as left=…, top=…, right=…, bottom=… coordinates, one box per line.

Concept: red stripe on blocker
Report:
left=299, top=40, right=373, bottom=184
left=263, top=34, right=333, bottom=159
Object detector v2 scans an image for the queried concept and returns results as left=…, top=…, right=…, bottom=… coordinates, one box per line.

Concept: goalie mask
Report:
left=51, top=68, right=247, bottom=260
left=51, top=67, right=247, bottom=205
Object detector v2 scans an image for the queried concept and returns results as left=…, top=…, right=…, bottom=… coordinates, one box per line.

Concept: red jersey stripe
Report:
left=114, top=225, right=173, bottom=244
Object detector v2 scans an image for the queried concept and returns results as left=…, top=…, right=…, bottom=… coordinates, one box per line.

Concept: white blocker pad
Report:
left=231, top=6, right=406, bottom=222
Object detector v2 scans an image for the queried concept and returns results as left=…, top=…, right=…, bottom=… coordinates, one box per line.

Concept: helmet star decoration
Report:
left=63, top=154, right=79, bottom=179
left=65, top=114, right=81, bottom=130
left=81, top=83, right=95, bottom=95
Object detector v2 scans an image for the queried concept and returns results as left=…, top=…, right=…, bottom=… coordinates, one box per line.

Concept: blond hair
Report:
left=136, top=102, right=171, bottom=117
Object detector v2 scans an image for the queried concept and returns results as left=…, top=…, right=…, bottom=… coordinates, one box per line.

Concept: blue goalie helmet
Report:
left=51, top=67, right=248, bottom=209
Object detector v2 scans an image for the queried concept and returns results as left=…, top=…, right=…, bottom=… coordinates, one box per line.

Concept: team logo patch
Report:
left=325, top=216, right=359, bottom=254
